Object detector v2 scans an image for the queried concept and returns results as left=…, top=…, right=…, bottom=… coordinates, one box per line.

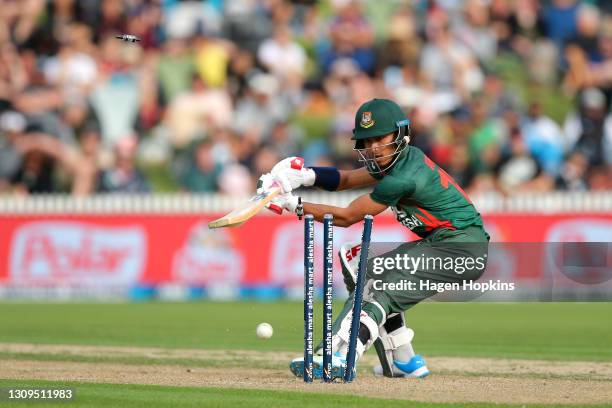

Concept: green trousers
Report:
left=333, top=226, right=489, bottom=333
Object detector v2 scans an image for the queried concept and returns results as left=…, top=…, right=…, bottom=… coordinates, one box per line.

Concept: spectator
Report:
left=420, top=10, right=483, bottom=109
left=98, top=134, right=149, bottom=193
left=506, top=0, right=558, bottom=85
left=482, top=72, right=520, bottom=119
left=556, top=150, right=589, bottom=191
left=10, top=126, right=56, bottom=194
left=467, top=98, right=503, bottom=173
left=90, top=36, right=140, bottom=146
left=12, top=124, right=102, bottom=195
left=455, top=0, right=497, bottom=63
left=563, top=87, right=612, bottom=166
left=42, top=23, right=98, bottom=96
left=563, top=23, right=612, bottom=95
left=179, top=139, right=222, bottom=193
left=0, top=0, right=45, bottom=46
left=522, top=101, right=565, bottom=176
left=233, top=73, right=290, bottom=142
left=0, top=0, right=608, bottom=196
left=0, top=43, right=29, bottom=100
left=504, top=0, right=546, bottom=58
left=319, top=2, right=375, bottom=75
left=445, top=142, right=475, bottom=189
left=226, top=48, right=257, bottom=100
left=194, top=33, right=233, bottom=89
left=543, top=0, right=580, bottom=52
left=156, top=39, right=195, bottom=105
left=0, top=111, right=27, bottom=192
left=267, top=121, right=302, bottom=159
left=124, top=2, right=163, bottom=50
left=257, top=25, right=307, bottom=82
left=95, top=0, right=127, bottom=40
left=407, top=108, right=434, bottom=159
left=163, top=0, right=222, bottom=40
left=164, top=73, right=233, bottom=149
left=496, top=126, right=551, bottom=194
left=375, top=7, right=421, bottom=74
left=573, top=4, right=603, bottom=62
left=587, top=166, right=612, bottom=190
left=432, top=107, right=473, bottom=167
left=223, top=0, right=273, bottom=53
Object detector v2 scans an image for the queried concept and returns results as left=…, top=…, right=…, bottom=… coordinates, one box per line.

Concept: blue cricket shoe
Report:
left=373, top=355, right=430, bottom=378
left=289, top=354, right=347, bottom=380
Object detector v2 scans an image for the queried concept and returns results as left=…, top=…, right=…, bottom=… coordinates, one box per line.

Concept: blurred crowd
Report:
left=0, top=0, right=610, bottom=196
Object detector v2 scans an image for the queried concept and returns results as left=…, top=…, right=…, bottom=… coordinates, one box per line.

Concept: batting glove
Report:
left=270, top=156, right=315, bottom=193
left=265, top=192, right=300, bottom=215
left=256, top=173, right=278, bottom=194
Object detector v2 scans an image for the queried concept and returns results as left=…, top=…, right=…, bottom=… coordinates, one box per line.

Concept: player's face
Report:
left=363, top=132, right=397, bottom=167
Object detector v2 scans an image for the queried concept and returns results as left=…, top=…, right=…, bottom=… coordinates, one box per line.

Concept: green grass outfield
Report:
left=1, top=302, right=611, bottom=407
left=0, top=380, right=607, bottom=408
left=0, top=301, right=610, bottom=361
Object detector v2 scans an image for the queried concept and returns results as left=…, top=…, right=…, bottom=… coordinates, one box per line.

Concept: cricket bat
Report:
left=208, top=185, right=282, bottom=229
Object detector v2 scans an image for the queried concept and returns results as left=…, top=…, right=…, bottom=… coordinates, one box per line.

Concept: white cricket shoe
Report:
left=373, top=355, right=430, bottom=378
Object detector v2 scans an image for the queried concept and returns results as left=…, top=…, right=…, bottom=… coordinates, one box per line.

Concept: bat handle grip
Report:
left=296, top=196, right=303, bottom=220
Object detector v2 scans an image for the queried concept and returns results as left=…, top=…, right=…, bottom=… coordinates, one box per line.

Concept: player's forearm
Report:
left=336, top=170, right=354, bottom=191
left=336, top=168, right=376, bottom=191
left=300, top=193, right=387, bottom=227
left=302, top=202, right=357, bottom=227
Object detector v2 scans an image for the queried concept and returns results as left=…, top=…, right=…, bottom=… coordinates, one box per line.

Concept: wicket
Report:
left=303, top=215, right=314, bottom=382
left=302, top=213, right=373, bottom=383
left=344, top=214, right=373, bottom=382
left=323, top=214, right=334, bottom=382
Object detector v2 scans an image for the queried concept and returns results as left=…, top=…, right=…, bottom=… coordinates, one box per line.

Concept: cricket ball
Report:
left=256, top=322, right=273, bottom=339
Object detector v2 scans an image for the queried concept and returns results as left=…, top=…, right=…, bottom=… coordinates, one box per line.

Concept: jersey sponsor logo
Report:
left=391, top=207, right=423, bottom=230
left=360, top=111, right=375, bottom=128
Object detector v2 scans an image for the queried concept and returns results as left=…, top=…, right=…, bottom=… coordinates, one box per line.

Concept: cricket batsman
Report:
left=258, top=98, right=490, bottom=380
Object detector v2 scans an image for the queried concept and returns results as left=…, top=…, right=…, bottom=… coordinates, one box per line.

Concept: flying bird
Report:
left=115, top=34, right=141, bottom=43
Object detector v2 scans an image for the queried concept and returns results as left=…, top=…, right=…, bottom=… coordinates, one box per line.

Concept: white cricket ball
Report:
left=256, top=322, right=273, bottom=339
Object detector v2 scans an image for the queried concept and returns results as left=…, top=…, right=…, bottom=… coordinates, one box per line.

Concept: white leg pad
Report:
left=375, top=313, right=418, bottom=376
left=380, top=326, right=414, bottom=351
left=331, top=308, right=380, bottom=360
left=359, top=310, right=380, bottom=349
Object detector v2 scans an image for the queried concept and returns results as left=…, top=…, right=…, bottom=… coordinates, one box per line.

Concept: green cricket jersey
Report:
left=370, top=146, right=486, bottom=238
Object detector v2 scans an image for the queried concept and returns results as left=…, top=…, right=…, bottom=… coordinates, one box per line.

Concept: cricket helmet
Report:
left=352, top=98, right=411, bottom=175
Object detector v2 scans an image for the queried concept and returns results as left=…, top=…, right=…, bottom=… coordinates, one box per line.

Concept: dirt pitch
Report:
left=1, top=343, right=611, bottom=405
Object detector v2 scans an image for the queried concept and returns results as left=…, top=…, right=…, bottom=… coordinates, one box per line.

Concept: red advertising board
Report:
left=1, top=212, right=611, bottom=292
